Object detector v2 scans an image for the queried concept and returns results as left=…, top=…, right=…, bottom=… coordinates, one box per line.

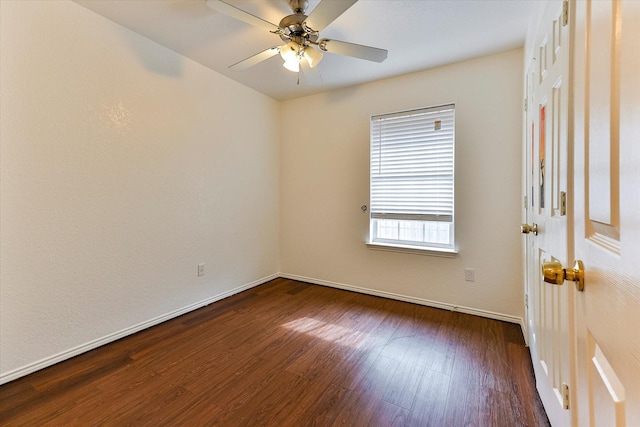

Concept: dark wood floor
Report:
left=0, top=278, right=549, bottom=426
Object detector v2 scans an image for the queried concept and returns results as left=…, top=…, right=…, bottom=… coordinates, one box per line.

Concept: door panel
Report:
left=572, top=0, right=640, bottom=425
left=525, top=2, right=571, bottom=426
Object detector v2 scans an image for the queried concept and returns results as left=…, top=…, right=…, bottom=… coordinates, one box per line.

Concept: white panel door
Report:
left=571, top=0, right=640, bottom=425
left=524, top=1, right=572, bottom=426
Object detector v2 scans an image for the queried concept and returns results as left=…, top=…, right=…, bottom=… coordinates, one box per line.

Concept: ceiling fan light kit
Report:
left=279, top=40, right=323, bottom=73
left=303, top=46, right=323, bottom=68
left=205, top=0, right=387, bottom=79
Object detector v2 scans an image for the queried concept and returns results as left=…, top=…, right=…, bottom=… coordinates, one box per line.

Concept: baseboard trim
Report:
left=0, top=273, right=279, bottom=386
left=279, top=273, right=524, bottom=326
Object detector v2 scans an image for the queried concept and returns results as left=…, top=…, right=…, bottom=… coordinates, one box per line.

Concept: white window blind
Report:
left=370, top=104, right=455, bottom=223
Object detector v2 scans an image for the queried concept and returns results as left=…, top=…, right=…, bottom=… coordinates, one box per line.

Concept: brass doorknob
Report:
left=542, top=260, right=585, bottom=291
left=521, top=223, right=538, bottom=235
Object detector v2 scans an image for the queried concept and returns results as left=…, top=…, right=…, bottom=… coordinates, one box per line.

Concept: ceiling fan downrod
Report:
left=287, top=0, right=309, bottom=14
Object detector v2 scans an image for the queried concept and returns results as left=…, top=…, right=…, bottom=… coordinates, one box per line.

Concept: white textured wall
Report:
left=280, top=49, right=524, bottom=321
left=0, top=1, right=279, bottom=381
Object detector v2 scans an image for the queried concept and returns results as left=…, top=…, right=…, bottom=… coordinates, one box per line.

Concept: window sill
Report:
left=366, top=242, right=458, bottom=258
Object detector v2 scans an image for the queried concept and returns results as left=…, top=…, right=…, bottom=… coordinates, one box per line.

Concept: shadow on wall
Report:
left=120, top=29, right=184, bottom=77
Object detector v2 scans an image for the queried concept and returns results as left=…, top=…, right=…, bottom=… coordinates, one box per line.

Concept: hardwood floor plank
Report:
left=481, top=386, right=518, bottom=427
left=369, top=400, right=410, bottom=427
left=481, top=341, right=517, bottom=394
left=443, top=377, right=486, bottom=426
left=156, top=392, right=224, bottom=426
left=2, top=381, right=103, bottom=426
left=228, top=370, right=302, bottom=426
left=285, top=383, right=353, bottom=427
left=381, top=344, right=431, bottom=410
left=508, top=342, right=551, bottom=427
left=48, top=364, right=181, bottom=425
left=0, top=353, right=132, bottom=423
left=451, top=342, right=491, bottom=390
left=264, top=375, right=336, bottom=425
left=407, top=368, right=451, bottom=427
left=503, top=319, right=526, bottom=345
left=333, top=310, right=404, bottom=391
left=0, top=380, right=36, bottom=420
left=331, top=355, right=399, bottom=427
left=0, top=279, right=549, bottom=426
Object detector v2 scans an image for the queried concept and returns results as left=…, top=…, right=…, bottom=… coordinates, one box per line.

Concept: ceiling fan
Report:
left=205, top=0, right=388, bottom=77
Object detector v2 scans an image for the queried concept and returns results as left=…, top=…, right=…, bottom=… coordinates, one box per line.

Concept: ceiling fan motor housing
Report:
left=278, top=13, right=318, bottom=44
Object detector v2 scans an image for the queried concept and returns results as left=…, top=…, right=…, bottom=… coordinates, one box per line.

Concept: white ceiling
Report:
left=74, top=0, right=536, bottom=101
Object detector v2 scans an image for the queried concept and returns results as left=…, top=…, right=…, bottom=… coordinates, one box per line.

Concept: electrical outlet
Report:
left=197, top=263, right=205, bottom=277
left=464, top=268, right=475, bottom=282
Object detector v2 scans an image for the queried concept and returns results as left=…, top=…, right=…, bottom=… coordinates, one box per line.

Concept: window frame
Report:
left=367, top=104, right=457, bottom=256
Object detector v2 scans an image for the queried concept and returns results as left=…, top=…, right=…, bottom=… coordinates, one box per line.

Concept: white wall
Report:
left=280, top=49, right=524, bottom=321
left=0, top=1, right=280, bottom=382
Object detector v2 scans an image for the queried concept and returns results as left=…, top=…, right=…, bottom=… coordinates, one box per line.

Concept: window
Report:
left=369, top=104, right=456, bottom=253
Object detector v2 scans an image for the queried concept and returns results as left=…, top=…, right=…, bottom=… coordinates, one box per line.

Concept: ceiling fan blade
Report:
left=318, top=39, right=388, bottom=63
left=304, top=0, right=358, bottom=32
left=205, top=0, right=280, bottom=32
left=229, top=46, right=281, bottom=71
